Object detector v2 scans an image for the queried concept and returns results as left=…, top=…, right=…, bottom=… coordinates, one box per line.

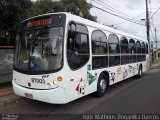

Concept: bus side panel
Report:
left=108, top=63, right=140, bottom=85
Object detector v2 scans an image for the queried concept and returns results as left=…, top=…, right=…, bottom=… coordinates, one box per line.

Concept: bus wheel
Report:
left=95, top=73, right=107, bottom=97
left=136, top=66, right=142, bottom=78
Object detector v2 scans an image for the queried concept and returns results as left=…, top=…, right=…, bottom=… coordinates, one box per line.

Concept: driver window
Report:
left=67, top=22, right=89, bottom=70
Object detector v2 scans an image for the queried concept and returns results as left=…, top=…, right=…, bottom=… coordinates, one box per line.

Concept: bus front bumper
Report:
left=12, top=81, right=67, bottom=104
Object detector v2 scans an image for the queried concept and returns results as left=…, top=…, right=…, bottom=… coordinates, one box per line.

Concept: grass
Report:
left=151, top=58, right=160, bottom=69
left=152, top=59, right=160, bottom=65
left=0, top=81, right=12, bottom=89
left=0, top=73, right=12, bottom=89
left=152, top=59, right=159, bottom=65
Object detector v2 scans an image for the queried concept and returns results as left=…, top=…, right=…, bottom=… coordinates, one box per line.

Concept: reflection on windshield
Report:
left=14, top=26, right=63, bottom=71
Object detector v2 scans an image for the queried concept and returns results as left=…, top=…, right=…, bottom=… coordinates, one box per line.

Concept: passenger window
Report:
left=121, top=55, right=129, bottom=64
left=136, top=41, right=141, bottom=54
left=108, top=34, right=120, bottom=54
left=120, top=37, right=128, bottom=53
left=92, top=30, right=107, bottom=54
left=108, top=34, right=120, bottom=66
left=146, top=43, right=149, bottom=53
left=136, top=41, right=141, bottom=62
left=142, top=42, right=145, bottom=53
left=91, top=30, right=108, bottom=69
left=129, top=39, right=136, bottom=53
left=120, top=37, right=129, bottom=65
left=109, top=56, right=120, bottom=66
left=92, top=56, right=108, bottom=69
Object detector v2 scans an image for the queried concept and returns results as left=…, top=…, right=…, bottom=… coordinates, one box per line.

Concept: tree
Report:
left=29, top=0, right=54, bottom=16
left=0, top=0, right=32, bottom=36
left=28, top=0, right=96, bottom=22
left=61, top=0, right=96, bottom=21
left=0, top=0, right=97, bottom=37
left=28, top=0, right=64, bottom=17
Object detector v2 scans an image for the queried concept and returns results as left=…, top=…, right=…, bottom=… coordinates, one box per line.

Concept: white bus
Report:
left=12, top=12, right=149, bottom=104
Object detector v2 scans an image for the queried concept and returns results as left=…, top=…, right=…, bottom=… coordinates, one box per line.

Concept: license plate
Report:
left=24, top=93, right=33, bottom=99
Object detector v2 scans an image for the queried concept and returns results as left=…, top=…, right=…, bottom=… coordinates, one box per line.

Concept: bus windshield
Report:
left=14, top=26, right=63, bottom=72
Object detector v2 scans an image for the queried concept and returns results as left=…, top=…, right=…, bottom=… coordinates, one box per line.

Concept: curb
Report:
left=0, top=88, right=20, bottom=106
left=0, top=95, right=20, bottom=106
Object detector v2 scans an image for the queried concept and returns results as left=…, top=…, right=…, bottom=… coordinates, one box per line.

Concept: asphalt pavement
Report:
left=86, top=68, right=160, bottom=114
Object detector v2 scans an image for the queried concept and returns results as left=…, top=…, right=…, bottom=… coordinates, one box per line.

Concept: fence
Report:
left=0, top=48, right=13, bottom=83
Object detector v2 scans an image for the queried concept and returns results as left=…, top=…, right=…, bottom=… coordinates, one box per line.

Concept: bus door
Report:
left=67, top=22, right=91, bottom=100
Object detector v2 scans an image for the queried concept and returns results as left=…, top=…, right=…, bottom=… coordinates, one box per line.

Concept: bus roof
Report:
left=22, top=12, right=148, bottom=43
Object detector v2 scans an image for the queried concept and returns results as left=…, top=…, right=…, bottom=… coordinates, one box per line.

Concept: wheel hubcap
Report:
left=100, top=79, right=106, bottom=93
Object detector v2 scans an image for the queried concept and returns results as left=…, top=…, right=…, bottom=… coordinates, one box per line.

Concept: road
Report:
left=0, top=68, right=160, bottom=120
left=86, top=69, right=160, bottom=114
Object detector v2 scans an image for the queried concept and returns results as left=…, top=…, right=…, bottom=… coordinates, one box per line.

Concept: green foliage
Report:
left=152, top=58, right=159, bottom=64
left=0, top=31, right=5, bottom=37
left=28, top=0, right=96, bottom=22
left=0, top=81, right=12, bottom=89
left=0, top=0, right=96, bottom=36
left=61, top=0, right=96, bottom=21
left=0, top=0, right=32, bottom=31
left=28, top=0, right=54, bottom=17
left=28, top=0, right=65, bottom=17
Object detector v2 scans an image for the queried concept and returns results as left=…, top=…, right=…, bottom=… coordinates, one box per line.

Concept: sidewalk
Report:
left=0, top=72, right=18, bottom=106
left=0, top=87, right=20, bottom=106
left=0, top=73, right=12, bottom=84
left=151, top=59, right=160, bottom=69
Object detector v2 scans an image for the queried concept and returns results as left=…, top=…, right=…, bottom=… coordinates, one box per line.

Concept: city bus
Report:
left=12, top=12, right=149, bottom=104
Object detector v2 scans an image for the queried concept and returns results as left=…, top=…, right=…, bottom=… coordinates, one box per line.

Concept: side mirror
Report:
left=69, top=22, right=77, bottom=38
left=68, top=22, right=78, bottom=53
left=69, top=21, right=76, bottom=31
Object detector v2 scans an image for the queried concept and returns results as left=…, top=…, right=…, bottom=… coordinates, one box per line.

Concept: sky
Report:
left=87, top=0, right=160, bottom=47
left=31, top=0, right=160, bottom=47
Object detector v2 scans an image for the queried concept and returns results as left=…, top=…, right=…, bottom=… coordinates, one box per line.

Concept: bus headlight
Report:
left=52, top=76, right=62, bottom=85
left=53, top=80, right=58, bottom=85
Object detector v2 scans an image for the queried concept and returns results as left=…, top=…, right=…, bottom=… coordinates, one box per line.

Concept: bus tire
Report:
left=95, top=73, right=107, bottom=97
left=136, top=66, right=142, bottom=78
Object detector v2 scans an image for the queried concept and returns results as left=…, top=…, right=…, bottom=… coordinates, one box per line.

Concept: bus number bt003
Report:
left=31, top=78, right=45, bottom=84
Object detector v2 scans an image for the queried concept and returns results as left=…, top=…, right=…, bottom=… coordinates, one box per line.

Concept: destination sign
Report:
left=26, top=18, right=52, bottom=28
